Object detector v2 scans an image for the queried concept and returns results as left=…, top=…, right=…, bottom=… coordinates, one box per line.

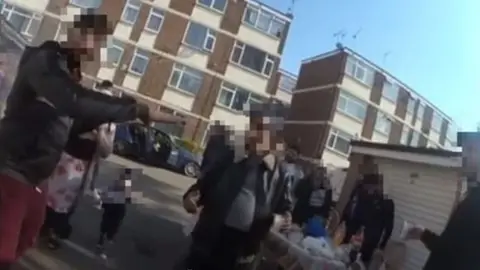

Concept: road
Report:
left=14, top=155, right=195, bottom=270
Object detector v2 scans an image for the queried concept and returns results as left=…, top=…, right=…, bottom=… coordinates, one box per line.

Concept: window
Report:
left=129, top=48, right=150, bottom=75
left=336, top=90, right=367, bottom=121
left=407, top=97, right=415, bottom=114
left=243, top=5, right=285, bottom=38
left=382, top=81, right=399, bottom=102
left=231, top=41, right=274, bottom=76
left=446, top=124, right=457, bottom=144
left=400, top=127, right=409, bottom=145
left=1, top=4, right=42, bottom=41
left=410, top=131, right=420, bottom=146
left=70, top=0, right=102, bottom=8
left=197, top=0, right=227, bottom=12
left=169, top=63, right=204, bottom=94
left=121, top=0, right=141, bottom=24
left=145, top=8, right=164, bottom=33
left=375, top=112, right=392, bottom=135
left=184, top=22, right=216, bottom=52
left=431, top=112, right=442, bottom=132
left=327, top=128, right=353, bottom=155
left=416, top=103, right=425, bottom=122
left=345, top=56, right=374, bottom=86
left=217, top=82, right=266, bottom=111
left=278, top=73, right=296, bottom=93
left=107, top=38, right=124, bottom=66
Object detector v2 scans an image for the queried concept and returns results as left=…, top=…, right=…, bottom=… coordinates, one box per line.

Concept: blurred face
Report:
left=248, top=116, right=283, bottom=155
left=67, top=26, right=107, bottom=60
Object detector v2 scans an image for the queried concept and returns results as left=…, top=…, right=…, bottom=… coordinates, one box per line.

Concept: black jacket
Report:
left=292, top=177, right=333, bottom=225
left=184, top=151, right=293, bottom=256
left=422, top=187, right=480, bottom=270
left=0, top=41, right=147, bottom=185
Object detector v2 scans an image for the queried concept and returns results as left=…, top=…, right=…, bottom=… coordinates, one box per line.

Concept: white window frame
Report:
left=410, top=131, right=420, bottom=146
left=183, top=22, right=217, bottom=52
left=375, top=112, right=392, bottom=135
left=345, top=56, right=374, bottom=86
left=230, top=41, right=274, bottom=77
left=108, top=38, right=124, bottom=66
left=327, top=128, right=353, bottom=155
left=168, top=63, right=204, bottom=95
left=278, top=73, right=296, bottom=93
left=121, top=0, right=141, bottom=24
left=337, top=90, right=367, bottom=121
left=416, top=103, right=425, bottom=121
left=1, top=4, right=42, bottom=40
left=406, top=96, right=415, bottom=114
left=431, top=112, right=442, bottom=132
left=216, top=82, right=265, bottom=112
left=242, top=4, right=285, bottom=38
left=128, top=48, right=149, bottom=76
left=400, top=127, right=409, bottom=145
left=144, top=7, right=165, bottom=33
left=446, top=123, right=457, bottom=144
left=196, top=0, right=227, bottom=13
left=69, top=0, right=103, bottom=8
left=382, top=80, right=399, bottom=103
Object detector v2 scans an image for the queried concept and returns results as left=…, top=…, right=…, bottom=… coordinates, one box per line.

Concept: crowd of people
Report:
left=0, top=10, right=478, bottom=270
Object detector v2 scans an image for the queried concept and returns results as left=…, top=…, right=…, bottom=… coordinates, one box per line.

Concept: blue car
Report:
left=113, top=123, right=200, bottom=178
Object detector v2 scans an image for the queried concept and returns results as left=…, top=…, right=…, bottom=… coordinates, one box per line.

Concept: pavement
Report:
left=13, top=155, right=196, bottom=270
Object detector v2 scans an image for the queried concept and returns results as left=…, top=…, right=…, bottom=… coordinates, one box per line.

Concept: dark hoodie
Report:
left=0, top=41, right=149, bottom=186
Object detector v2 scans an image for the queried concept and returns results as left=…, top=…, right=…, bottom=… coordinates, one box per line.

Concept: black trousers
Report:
left=185, top=226, right=251, bottom=270
left=100, top=203, right=126, bottom=241
left=42, top=207, right=73, bottom=239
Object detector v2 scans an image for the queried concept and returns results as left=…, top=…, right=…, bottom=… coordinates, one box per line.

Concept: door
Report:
left=378, top=160, right=458, bottom=270
left=151, top=130, right=173, bottom=165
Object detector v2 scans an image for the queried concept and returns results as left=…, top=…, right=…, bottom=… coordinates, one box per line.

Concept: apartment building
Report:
left=275, top=68, right=296, bottom=105
left=1, top=0, right=293, bottom=143
left=285, top=45, right=459, bottom=168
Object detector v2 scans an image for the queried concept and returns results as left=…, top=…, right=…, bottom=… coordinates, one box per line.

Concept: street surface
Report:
left=13, top=155, right=195, bottom=270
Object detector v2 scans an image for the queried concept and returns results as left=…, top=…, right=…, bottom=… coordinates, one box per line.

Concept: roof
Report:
left=350, top=140, right=462, bottom=168
left=301, top=45, right=454, bottom=124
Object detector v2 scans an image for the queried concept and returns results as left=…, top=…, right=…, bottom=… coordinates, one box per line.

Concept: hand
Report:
left=405, top=226, right=424, bottom=241
left=183, top=190, right=200, bottom=214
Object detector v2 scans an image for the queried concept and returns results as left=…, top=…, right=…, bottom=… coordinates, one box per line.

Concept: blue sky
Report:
left=260, top=0, right=479, bottom=131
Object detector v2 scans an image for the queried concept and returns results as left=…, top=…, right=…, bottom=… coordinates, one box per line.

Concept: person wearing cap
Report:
left=180, top=101, right=293, bottom=270
left=0, top=14, right=184, bottom=269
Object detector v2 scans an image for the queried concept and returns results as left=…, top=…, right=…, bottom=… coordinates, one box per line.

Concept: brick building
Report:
left=1, top=0, right=293, bottom=144
left=285, top=44, right=459, bottom=168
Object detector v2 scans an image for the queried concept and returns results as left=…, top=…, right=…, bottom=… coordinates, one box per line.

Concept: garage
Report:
left=336, top=141, right=463, bottom=270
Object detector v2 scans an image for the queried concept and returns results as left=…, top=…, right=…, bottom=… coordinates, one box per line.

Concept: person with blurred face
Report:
left=180, top=102, right=293, bottom=270
left=343, top=174, right=394, bottom=266
left=292, top=166, right=333, bottom=226
left=0, top=13, right=184, bottom=269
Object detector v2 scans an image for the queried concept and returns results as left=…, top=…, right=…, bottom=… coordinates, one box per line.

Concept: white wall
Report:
left=340, top=76, right=371, bottom=101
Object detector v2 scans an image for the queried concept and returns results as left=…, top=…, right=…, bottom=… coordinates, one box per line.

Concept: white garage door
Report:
left=378, top=160, right=458, bottom=270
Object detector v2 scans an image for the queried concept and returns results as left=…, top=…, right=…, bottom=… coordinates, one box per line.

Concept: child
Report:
left=95, top=168, right=133, bottom=259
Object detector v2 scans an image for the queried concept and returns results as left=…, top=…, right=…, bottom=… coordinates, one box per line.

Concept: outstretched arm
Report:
left=24, top=45, right=147, bottom=124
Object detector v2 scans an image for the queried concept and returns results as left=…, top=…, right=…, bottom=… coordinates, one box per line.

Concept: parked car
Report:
left=113, top=123, right=200, bottom=178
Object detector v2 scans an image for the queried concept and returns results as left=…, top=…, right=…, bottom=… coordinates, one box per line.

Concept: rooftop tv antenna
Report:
left=287, top=0, right=297, bottom=15
left=383, top=51, right=392, bottom=65
left=333, top=29, right=347, bottom=43
left=352, top=28, right=362, bottom=40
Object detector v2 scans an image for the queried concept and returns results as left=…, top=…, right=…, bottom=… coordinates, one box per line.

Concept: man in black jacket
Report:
left=181, top=102, right=292, bottom=270
left=0, top=13, right=183, bottom=269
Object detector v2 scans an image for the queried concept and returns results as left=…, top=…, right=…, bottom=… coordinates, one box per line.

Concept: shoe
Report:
left=47, top=236, right=61, bottom=250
